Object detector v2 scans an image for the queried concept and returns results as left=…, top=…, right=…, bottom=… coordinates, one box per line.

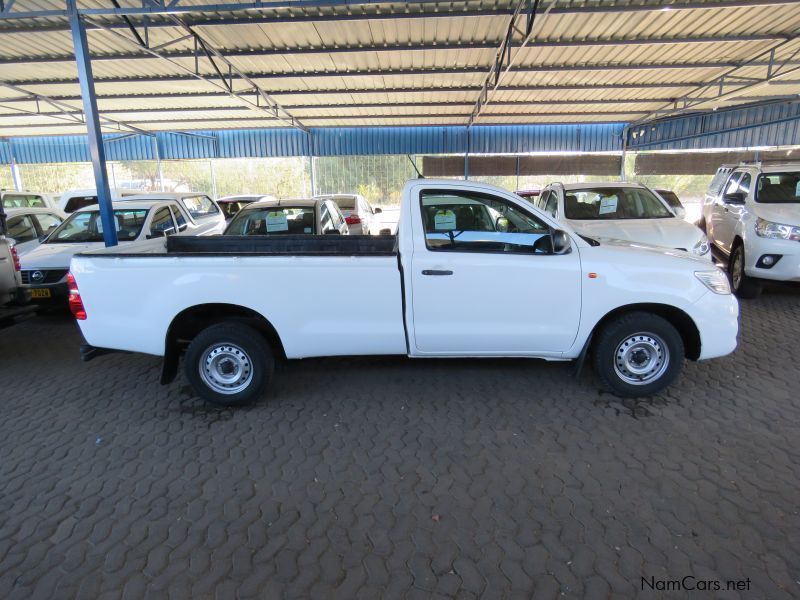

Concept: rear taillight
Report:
left=345, top=215, right=361, bottom=225
left=10, top=245, right=20, bottom=271
left=67, top=272, right=86, bottom=320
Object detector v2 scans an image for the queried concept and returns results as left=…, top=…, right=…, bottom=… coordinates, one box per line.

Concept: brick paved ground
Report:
left=1, top=287, right=799, bottom=599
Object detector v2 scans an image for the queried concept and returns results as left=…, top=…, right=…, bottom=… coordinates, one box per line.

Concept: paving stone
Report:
left=0, top=290, right=798, bottom=598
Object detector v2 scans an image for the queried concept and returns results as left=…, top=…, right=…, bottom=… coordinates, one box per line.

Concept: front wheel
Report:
left=728, top=243, right=762, bottom=299
left=592, top=312, right=685, bottom=397
left=184, top=322, right=274, bottom=406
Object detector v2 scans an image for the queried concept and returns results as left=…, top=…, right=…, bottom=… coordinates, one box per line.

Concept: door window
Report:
left=6, top=215, right=37, bottom=243
left=170, top=205, right=188, bottom=230
left=420, top=190, right=552, bottom=254
left=2, top=194, right=46, bottom=208
left=737, top=173, right=752, bottom=196
left=319, top=203, right=335, bottom=233
left=182, top=195, right=219, bottom=219
left=536, top=190, right=549, bottom=210
left=544, top=193, right=558, bottom=218
left=150, top=207, right=176, bottom=236
left=723, top=173, right=742, bottom=196
left=34, top=213, right=63, bottom=236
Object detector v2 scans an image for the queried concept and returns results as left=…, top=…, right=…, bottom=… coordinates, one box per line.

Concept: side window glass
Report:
left=420, top=190, right=553, bottom=254
left=545, top=194, right=558, bottom=218
left=183, top=195, right=219, bottom=219
left=738, top=173, right=752, bottom=196
left=536, top=191, right=549, bottom=209
left=150, top=207, right=176, bottom=236
left=35, top=213, right=63, bottom=235
left=319, top=203, right=334, bottom=232
left=724, top=173, right=742, bottom=196
left=171, top=206, right=188, bottom=230
left=7, top=215, right=37, bottom=242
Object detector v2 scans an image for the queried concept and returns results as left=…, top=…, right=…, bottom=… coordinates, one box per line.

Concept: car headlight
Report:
left=755, top=217, right=800, bottom=241
left=692, top=235, right=710, bottom=255
left=695, top=270, right=731, bottom=295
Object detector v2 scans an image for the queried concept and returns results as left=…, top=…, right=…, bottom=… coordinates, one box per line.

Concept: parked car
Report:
left=58, top=188, right=143, bottom=213
left=2, top=207, right=66, bottom=255
left=0, top=234, right=22, bottom=307
left=314, top=193, right=381, bottom=235
left=702, top=163, right=800, bottom=298
left=654, top=189, right=686, bottom=219
left=1, top=191, right=59, bottom=210
left=20, top=199, right=199, bottom=304
left=535, top=182, right=711, bottom=260
left=217, top=195, right=277, bottom=222
left=225, top=197, right=350, bottom=236
left=70, top=179, right=738, bottom=406
left=120, top=193, right=226, bottom=235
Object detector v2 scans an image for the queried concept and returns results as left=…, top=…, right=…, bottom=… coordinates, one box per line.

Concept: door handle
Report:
left=422, top=269, right=453, bottom=276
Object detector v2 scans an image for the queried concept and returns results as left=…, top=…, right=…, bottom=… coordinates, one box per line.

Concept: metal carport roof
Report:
left=1, top=0, right=799, bottom=138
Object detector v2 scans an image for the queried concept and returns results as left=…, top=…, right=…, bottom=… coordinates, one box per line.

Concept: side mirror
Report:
left=373, top=207, right=382, bottom=214
left=324, top=229, right=341, bottom=235
left=495, top=216, right=509, bottom=232
left=723, top=192, right=746, bottom=205
left=551, top=229, right=572, bottom=255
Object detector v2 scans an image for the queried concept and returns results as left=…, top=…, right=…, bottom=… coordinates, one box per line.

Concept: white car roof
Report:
left=558, top=182, right=648, bottom=191
left=73, top=200, right=169, bottom=212
left=218, top=195, right=273, bottom=202
left=247, top=198, right=318, bottom=209
left=2, top=207, right=63, bottom=216
left=59, top=188, right=142, bottom=198
left=756, top=163, right=800, bottom=173
left=118, top=192, right=208, bottom=201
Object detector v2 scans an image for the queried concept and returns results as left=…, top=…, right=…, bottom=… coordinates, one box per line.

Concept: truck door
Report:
left=408, top=187, right=582, bottom=355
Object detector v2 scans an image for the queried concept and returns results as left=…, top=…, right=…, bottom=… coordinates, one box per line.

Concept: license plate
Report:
left=31, top=288, right=51, bottom=299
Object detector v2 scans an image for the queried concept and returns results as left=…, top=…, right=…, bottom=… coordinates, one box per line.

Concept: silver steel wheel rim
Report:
left=199, top=343, right=254, bottom=395
left=732, top=249, right=743, bottom=290
left=613, top=332, right=670, bottom=386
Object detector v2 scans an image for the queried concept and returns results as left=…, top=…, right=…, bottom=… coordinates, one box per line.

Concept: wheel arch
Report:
left=590, top=303, right=701, bottom=361
left=161, top=303, right=286, bottom=384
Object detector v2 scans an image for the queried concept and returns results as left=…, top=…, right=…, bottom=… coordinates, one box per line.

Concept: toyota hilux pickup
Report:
left=69, top=179, right=739, bottom=406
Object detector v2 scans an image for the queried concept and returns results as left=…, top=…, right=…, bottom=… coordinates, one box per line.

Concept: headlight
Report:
left=692, top=235, right=710, bottom=255
left=755, top=217, right=800, bottom=241
left=695, top=270, right=731, bottom=295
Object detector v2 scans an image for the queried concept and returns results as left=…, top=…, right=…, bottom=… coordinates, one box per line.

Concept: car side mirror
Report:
left=495, top=216, right=509, bottom=232
left=324, top=229, right=341, bottom=235
left=373, top=207, right=382, bottom=214
left=551, top=229, right=572, bottom=255
left=723, top=192, right=746, bottom=205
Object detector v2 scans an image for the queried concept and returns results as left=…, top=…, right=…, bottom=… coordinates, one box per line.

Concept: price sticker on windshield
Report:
left=434, top=209, right=457, bottom=230
left=266, top=211, right=289, bottom=232
left=598, top=197, right=618, bottom=215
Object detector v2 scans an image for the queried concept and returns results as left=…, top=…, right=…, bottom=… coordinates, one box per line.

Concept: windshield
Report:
left=225, top=206, right=316, bottom=235
left=333, top=197, right=356, bottom=211
left=564, top=187, right=673, bottom=220
left=756, top=172, right=800, bottom=204
left=656, top=190, right=682, bottom=209
left=48, top=209, right=149, bottom=243
left=3, top=193, right=46, bottom=208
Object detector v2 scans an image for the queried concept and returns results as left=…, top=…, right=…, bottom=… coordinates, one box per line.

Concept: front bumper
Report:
left=689, top=290, right=739, bottom=360
left=744, top=237, right=800, bottom=282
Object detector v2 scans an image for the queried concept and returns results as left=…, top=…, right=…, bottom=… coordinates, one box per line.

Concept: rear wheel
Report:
left=184, top=322, right=274, bottom=406
left=592, top=312, right=684, bottom=397
left=728, top=243, right=762, bottom=299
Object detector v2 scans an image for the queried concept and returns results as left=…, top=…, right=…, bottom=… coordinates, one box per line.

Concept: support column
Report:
left=67, top=0, right=117, bottom=247
left=464, top=128, right=470, bottom=180
left=153, top=136, right=163, bottom=190
left=620, top=125, right=629, bottom=181
left=210, top=159, right=218, bottom=199
left=10, top=158, right=22, bottom=192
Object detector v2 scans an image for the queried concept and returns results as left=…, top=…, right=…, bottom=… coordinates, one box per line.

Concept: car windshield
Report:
left=2, top=194, right=46, bottom=208
left=225, top=206, right=316, bottom=235
left=656, top=190, right=682, bottom=209
left=756, top=172, right=800, bottom=204
left=48, top=209, right=149, bottom=243
left=564, top=187, right=673, bottom=220
left=333, top=197, right=356, bottom=211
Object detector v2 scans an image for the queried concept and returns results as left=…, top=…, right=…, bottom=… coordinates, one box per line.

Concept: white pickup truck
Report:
left=70, top=179, right=739, bottom=406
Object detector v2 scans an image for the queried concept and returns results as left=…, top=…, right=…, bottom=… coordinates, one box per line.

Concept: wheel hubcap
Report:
left=199, top=343, right=253, bottom=395
left=614, top=333, right=670, bottom=386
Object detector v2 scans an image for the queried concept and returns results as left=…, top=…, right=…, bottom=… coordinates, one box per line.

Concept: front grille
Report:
left=21, top=269, right=68, bottom=285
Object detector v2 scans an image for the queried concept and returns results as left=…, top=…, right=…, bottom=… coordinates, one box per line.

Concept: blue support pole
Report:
left=67, top=0, right=117, bottom=247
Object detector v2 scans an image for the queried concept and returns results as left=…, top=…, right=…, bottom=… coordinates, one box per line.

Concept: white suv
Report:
left=702, top=163, right=800, bottom=298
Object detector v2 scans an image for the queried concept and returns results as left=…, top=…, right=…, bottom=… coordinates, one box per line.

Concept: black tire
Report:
left=184, top=322, right=274, bottom=407
left=592, top=311, right=685, bottom=398
left=728, top=243, right=762, bottom=299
